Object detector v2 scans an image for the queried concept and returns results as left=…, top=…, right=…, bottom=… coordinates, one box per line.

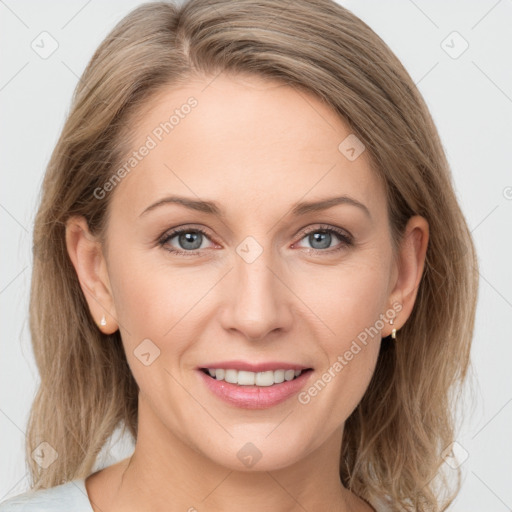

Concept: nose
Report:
left=219, top=246, right=293, bottom=342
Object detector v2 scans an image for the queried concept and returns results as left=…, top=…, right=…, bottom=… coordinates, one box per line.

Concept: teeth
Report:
left=284, top=369, right=295, bottom=381
left=255, top=371, right=273, bottom=386
left=274, top=369, right=285, bottom=384
left=224, top=369, right=238, bottom=384
left=238, top=371, right=255, bottom=385
left=206, top=368, right=304, bottom=386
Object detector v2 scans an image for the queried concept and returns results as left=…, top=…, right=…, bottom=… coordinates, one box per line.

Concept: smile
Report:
left=201, top=368, right=309, bottom=386
left=198, top=367, right=314, bottom=409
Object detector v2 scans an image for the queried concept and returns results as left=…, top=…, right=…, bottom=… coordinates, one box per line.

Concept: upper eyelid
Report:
left=296, top=224, right=352, bottom=240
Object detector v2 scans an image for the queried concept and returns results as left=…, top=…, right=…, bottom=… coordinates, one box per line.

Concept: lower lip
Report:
left=198, top=369, right=313, bottom=409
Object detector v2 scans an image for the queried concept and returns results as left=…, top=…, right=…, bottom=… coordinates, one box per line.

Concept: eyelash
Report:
left=158, top=224, right=353, bottom=257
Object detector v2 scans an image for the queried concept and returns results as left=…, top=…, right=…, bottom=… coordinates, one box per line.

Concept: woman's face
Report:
left=84, top=74, right=409, bottom=471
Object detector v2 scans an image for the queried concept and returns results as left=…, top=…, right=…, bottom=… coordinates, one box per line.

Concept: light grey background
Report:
left=1, top=0, right=511, bottom=509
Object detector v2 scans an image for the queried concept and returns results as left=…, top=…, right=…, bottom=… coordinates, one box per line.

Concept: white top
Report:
left=0, top=478, right=393, bottom=511
left=0, top=479, right=94, bottom=511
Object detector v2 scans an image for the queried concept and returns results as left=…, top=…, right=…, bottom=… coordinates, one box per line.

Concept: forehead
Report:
left=109, top=73, right=386, bottom=222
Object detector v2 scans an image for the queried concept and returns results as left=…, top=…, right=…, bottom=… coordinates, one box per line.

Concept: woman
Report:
left=0, top=0, right=478, bottom=511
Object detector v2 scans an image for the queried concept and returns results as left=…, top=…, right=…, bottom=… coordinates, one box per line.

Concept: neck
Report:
left=105, top=395, right=368, bottom=512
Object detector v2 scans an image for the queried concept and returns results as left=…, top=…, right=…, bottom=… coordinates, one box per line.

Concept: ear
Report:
left=383, top=215, right=429, bottom=337
left=65, top=216, right=119, bottom=335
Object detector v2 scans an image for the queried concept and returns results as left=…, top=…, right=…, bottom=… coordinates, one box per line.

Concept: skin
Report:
left=66, top=73, right=429, bottom=512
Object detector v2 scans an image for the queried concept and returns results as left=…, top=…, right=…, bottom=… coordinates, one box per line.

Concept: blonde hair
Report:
left=27, top=1, right=478, bottom=510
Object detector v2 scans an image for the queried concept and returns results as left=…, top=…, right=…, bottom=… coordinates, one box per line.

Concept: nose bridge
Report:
left=221, top=235, right=291, bottom=341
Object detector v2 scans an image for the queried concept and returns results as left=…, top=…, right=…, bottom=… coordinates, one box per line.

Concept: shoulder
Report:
left=0, top=479, right=94, bottom=512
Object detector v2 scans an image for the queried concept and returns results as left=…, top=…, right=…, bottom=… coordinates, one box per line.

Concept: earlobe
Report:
left=65, top=216, right=119, bottom=335
left=385, top=215, right=429, bottom=337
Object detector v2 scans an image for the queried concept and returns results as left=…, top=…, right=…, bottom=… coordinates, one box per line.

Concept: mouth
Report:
left=197, top=365, right=314, bottom=409
left=196, top=359, right=315, bottom=409
left=199, top=367, right=314, bottom=387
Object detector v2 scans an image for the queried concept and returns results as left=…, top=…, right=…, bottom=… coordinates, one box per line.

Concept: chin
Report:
left=199, top=432, right=313, bottom=473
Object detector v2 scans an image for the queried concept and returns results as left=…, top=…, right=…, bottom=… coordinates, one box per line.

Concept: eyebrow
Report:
left=139, top=194, right=371, bottom=219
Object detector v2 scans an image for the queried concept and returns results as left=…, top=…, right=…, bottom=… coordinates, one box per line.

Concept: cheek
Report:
left=302, top=254, right=389, bottom=413
left=299, top=250, right=391, bottom=344
left=108, top=245, right=197, bottom=331
left=107, top=248, right=216, bottom=375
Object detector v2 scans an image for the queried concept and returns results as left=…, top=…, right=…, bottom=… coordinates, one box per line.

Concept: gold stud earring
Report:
left=100, top=315, right=107, bottom=327
left=390, top=317, right=397, bottom=340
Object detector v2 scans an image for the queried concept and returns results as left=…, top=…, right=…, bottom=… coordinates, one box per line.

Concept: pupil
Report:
left=180, top=232, right=202, bottom=250
left=310, top=232, right=331, bottom=250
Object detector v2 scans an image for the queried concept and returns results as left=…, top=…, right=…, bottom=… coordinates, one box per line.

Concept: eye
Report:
left=294, top=225, right=353, bottom=254
left=158, top=223, right=353, bottom=257
left=158, top=226, right=215, bottom=256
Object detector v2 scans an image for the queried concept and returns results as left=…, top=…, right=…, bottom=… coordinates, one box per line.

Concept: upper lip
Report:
left=198, top=360, right=312, bottom=372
